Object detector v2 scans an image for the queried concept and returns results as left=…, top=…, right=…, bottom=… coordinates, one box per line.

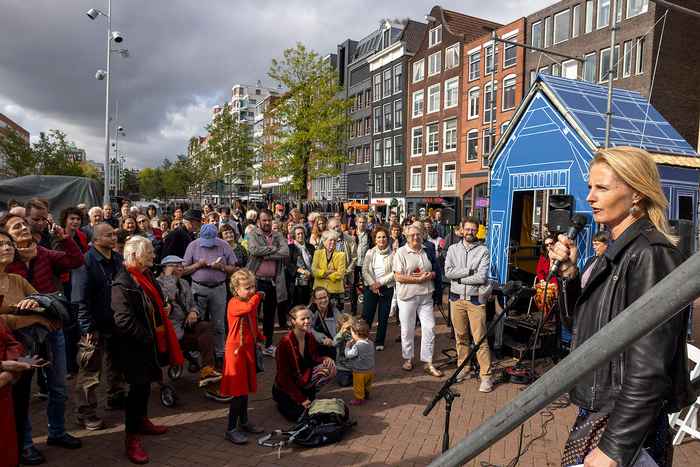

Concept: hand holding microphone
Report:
left=547, top=214, right=587, bottom=281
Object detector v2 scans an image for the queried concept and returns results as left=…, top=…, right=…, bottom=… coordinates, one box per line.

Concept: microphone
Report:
left=546, top=214, right=587, bottom=282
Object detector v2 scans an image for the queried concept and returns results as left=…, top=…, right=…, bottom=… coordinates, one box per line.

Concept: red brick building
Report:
left=459, top=18, right=526, bottom=222
left=0, top=112, right=30, bottom=178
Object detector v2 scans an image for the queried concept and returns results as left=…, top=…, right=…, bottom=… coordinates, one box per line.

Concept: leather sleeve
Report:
left=559, top=274, right=581, bottom=323
left=598, top=245, right=682, bottom=467
left=112, top=285, right=151, bottom=343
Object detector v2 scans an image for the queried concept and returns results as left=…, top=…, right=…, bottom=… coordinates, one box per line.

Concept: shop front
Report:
left=405, top=196, right=459, bottom=224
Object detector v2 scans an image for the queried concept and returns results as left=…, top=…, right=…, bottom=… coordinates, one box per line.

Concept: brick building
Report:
left=0, top=112, right=30, bottom=178
left=525, top=0, right=700, bottom=149
left=405, top=6, right=501, bottom=222
left=459, top=18, right=526, bottom=222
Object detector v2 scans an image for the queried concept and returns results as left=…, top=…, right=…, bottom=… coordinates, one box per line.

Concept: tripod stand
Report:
left=422, top=288, right=530, bottom=452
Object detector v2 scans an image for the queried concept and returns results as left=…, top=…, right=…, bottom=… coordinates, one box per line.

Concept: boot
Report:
left=125, top=434, right=149, bottom=464
left=138, top=417, right=168, bottom=435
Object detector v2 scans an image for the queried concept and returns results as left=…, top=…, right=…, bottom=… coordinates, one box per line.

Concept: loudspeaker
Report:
left=548, top=195, right=575, bottom=234
left=669, top=219, right=696, bottom=259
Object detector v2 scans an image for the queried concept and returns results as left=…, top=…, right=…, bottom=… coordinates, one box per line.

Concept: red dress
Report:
left=220, top=293, right=264, bottom=397
left=1, top=321, right=24, bottom=467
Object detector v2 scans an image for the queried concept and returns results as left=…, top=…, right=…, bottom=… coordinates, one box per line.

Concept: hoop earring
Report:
left=629, top=204, right=641, bottom=216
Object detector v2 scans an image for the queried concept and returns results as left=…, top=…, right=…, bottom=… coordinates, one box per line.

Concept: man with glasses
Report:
left=445, top=216, right=493, bottom=392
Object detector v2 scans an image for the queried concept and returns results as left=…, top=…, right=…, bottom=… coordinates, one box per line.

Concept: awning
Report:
left=652, top=154, right=700, bottom=168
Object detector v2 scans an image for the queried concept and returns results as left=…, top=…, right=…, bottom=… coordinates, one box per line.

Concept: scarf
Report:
left=127, top=266, right=184, bottom=367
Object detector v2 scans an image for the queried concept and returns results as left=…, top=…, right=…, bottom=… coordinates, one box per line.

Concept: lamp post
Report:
left=87, top=2, right=127, bottom=205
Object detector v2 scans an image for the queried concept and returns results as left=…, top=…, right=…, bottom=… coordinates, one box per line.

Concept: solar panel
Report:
left=539, top=74, right=698, bottom=156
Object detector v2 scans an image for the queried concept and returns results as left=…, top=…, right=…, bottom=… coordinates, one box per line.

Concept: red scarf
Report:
left=127, top=266, right=184, bottom=367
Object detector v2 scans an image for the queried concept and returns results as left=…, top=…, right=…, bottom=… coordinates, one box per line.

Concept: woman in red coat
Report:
left=221, top=269, right=265, bottom=445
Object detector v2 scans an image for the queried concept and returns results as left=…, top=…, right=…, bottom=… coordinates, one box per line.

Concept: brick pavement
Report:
left=28, top=306, right=700, bottom=467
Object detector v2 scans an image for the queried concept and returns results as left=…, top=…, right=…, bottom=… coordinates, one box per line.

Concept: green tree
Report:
left=265, top=42, right=351, bottom=198
left=162, top=155, right=194, bottom=198
left=33, top=130, right=83, bottom=176
left=122, top=169, right=140, bottom=196
left=0, top=128, right=36, bottom=176
left=138, top=167, right=164, bottom=200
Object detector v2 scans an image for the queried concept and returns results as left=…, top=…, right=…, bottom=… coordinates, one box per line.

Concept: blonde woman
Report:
left=551, top=147, right=692, bottom=467
left=311, top=230, right=346, bottom=312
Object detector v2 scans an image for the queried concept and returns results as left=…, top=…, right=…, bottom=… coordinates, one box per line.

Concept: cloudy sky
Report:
left=0, top=0, right=553, bottom=169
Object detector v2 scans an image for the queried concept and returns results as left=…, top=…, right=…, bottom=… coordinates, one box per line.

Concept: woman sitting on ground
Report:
left=272, top=305, right=336, bottom=421
left=308, top=287, right=343, bottom=359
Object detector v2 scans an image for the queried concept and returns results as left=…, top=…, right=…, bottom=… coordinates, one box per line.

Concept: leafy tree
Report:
left=0, top=128, right=36, bottom=176
left=79, top=161, right=102, bottom=181
left=33, top=130, right=83, bottom=176
left=122, top=169, right=140, bottom=196
left=204, top=103, right=255, bottom=190
left=265, top=42, right=351, bottom=198
left=162, top=155, right=194, bottom=198
left=138, top=167, right=164, bottom=200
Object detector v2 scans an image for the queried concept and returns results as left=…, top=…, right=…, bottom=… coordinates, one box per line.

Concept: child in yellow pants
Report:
left=345, top=319, right=375, bottom=406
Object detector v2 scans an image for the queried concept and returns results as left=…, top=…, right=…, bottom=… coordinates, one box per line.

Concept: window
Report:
left=427, top=84, right=440, bottom=113
left=394, top=135, right=403, bottom=165
left=483, top=128, right=496, bottom=156
left=425, top=165, right=438, bottom=191
left=627, top=0, right=648, bottom=18
left=426, top=123, right=439, bottom=154
left=428, top=52, right=441, bottom=76
left=373, top=74, right=381, bottom=102
left=583, top=52, right=596, bottom=82
left=365, top=116, right=372, bottom=135
left=429, top=25, right=442, bottom=48
left=383, top=28, right=391, bottom=49
left=394, top=99, right=403, bottom=129
left=444, top=78, right=459, bottom=108
left=585, top=0, right=594, bottom=33
left=484, top=84, right=497, bottom=123
left=466, top=130, right=478, bottom=161
left=469, top=51, right=480, bottom=80
left=412, top=59, right=424, bottom=83
left=442, top=163, right=456, bottom=190
left=554, top=10, right=571, bottom=44
left=374, top=107, right=382, bottom=133
left=365, top=89, right=372, bottom=106
left=502, top=76, right=516, bottom=110
left=411, top=127, right=423, bottom=156
left=597, top=0, right=610, bottom=29
left=383, top=69, right=392, bottom=97
left=562, top=59, right=578, bottom=79
left=468, top=87, right=480, bottom=119
left=384, top=138, right=393, bottom=166
left=384, top=173, right=392, bottom=193
left=349, top=120, right=356, bottom=138
left=394, top=64, right=403, bottom=93
left=373, top=140, right=382, bottom=167
left=531, top=21, right=543, bottom=48
left=599, top=47, right=611, bottom=82
left=552, top=63, right=561, bottom=77
left=445, top=44, right=460, bottom=69
left=394, top=172, right=403, bottom=192
left=443, top=119, right=457, bottom=152
left=501, top=121, right=510, bottom=135
left=544, top=16, right=552, bottom=48
left=572, top=5, right=581, bottom=38
left=364, top=144, right=370, bottom=164
left=356, top=147, right=363, bottom=164
left=484, top=44, right=496, bottom=74
left=374, top=174, right=383, bottom=194
left=530, top=70, right=537, bottom=87
left=635, top=37, right=645, bottom=74
left=410, top=167, right=421, bottom=191
left=622, top=41, right=632, bottom=77
left=615, top=0, right=623, bottom=23
left=504, top=39, right=516, bottom=68
left=412, top=90, right=424, bottom=118
left=383, top=103, right=393, bottom=131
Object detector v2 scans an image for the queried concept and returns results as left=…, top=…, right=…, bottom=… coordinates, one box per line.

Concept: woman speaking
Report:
left=551, top=147, right=692, bottom=467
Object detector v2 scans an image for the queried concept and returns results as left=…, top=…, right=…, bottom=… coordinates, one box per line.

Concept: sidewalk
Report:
left=29, top=308, right=700, bottom=466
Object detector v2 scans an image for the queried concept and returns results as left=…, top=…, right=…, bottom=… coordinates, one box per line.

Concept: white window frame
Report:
left=394, top=171, right=402, bottom=192
left=444, top=77, right=459, bottom=109
left=503, top=38, right=517, bottom=68
left=428, top=51, right=441, bottom=76
left=429, top=25, right=442, bottom=48
left=374, top=173, right=383, bottom=194
left=425, top=164, right=438, bottom=191
left=585, top=0, right=594, bottom=34
left=384, top=172, right=392, bottom=194
left=394, top=99, right=403, bottom=129
left=383, top=69, right=392, bottom=98
left=411, top=127, right=423, bottom=157
left=597, top=0, right=610, bottom=30
left=383, top=137, right=393, bottom=166
left=410, top=166, right=422, bottom=191
left=583, top=52, right=596, bottom=82
left=443, top=119, right=457, bottom=152
left=468, top=87, right=479, bottom=120
left=427, top=84, right=441, bottom=114
left=544, top=16, right=552, bottom=48
left=394, top=135, right=403, bottom=165
left=412, top=59, right=424, bottom=83
left=426, top=123, right=439, bottom=155
left=393, top=64, right=403, bottom=94
left=484, top=43, right=495, bottom=74
left=531, top=21, right=543, bottom=49
left=469, top=51, right=480, bottom=80
left=466, top=129, right=479, bottom=162
left=373, top=74, right=382, bottom=102
left=501, top=120, right=510, bottom=136
left=599, top=47, right=611, bottom=83
left=572, top=4, right=581, bottom=38
left=622, top=40, right=633, bottom=77
left=627, top=0, right=649, bottom=19
left=445, top=44, right=460, bottom=70
left=553, top=9, right=571, bottom=45
left=635, top=37, right=645, bottom=75
left=412, top=90, right=424, bottom=118
left=441, top=163, right=456, bottom=190
left=383, top=102, right=393, bottom=132
left=373, top=106, right=382, bottom=134
left=373, top=140, right=382, bottom=167
left=562, top=59, right=578, bottom=79
left=502, top=75, right=517, bottom=111
left=483, top=82, right=497, bottom=124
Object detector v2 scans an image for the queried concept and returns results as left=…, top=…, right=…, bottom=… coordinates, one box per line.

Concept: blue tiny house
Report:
left=487, top=74, right=700, bottom=284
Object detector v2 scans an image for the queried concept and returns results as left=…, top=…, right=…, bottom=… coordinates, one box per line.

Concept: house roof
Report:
left=440, top=8, right=502, bottom=42
left=402, top=20, right=428, bottom=53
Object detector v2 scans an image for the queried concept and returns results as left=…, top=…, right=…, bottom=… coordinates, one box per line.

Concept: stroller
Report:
left=158, top=349, right=201, bottom=407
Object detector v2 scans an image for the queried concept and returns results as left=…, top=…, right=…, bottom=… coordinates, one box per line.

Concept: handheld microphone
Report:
left=546, top=214, right=587, bottom=282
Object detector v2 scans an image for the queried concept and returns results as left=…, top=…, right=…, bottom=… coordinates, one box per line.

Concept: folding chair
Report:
left=669, top=343, right=700, bottom=445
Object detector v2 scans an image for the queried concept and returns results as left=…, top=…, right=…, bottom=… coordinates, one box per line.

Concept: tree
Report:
left=138, top=167, right=164, bottom=200
left=162, top=155, right=194, bottom=198
left=79, top=161, right=102, bottom=182
left=122, top=169, right=140, bottom=197
left=265, top=42, right=351, bottom=198
left=0, top=128, right=36, bottom=176
left=33, top=130, right=83, bottom=176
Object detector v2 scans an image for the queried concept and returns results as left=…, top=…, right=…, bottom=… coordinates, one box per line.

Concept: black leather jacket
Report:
left=560, top=218, right=694, bottom=467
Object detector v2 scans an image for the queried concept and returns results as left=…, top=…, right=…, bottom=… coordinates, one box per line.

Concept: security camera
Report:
left=117, top=126, right=124, bottom=132
left=111, top=31, right=124, bottom=43
left=86, top=8, right=100, bottom=20
left=95, top=69, right=107, bottom=80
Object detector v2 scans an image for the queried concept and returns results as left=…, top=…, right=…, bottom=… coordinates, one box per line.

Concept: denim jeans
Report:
left=362, top=286, right=393, bottom=346
left=24, top=329, right=68, bottom=447
left=192, top=282, right=228, bottom=358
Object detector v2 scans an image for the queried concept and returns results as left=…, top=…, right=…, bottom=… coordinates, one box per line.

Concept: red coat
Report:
left=220, top=293, right=264, bottom=397
left=6, top=237, right=84, bottom=293
left=0, top=321, right=24, bottom=467
left=274, top=331, right=323, bottom=404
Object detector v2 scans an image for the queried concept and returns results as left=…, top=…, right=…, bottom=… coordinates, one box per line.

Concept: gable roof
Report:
left=492, top=74, right=698, bottom=162
left=402, top=20, right=428, bottom=53
left=440, top=8, right=502, bottom=42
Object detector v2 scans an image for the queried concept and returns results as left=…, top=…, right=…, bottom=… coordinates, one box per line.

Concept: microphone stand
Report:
left=423, top=291, right=525, bottom=453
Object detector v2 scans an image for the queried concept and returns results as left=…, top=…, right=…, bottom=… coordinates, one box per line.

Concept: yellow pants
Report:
left=352, top=371, right=373, bottom=400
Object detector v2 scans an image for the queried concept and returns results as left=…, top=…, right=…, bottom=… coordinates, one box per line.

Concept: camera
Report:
left=111, top=31, right=124, bottom=43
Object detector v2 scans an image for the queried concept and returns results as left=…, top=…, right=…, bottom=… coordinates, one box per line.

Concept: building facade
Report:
left=0, top=112, right=30, bottom=178
left=525, top=0, right=700, bottom=149
left=459, top=18, right=526, bottom=222
left=367, top=20, right=426, bottom=220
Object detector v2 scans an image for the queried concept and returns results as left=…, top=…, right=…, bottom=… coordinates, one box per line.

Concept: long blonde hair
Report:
left=591, top=146, right=678, bottom=245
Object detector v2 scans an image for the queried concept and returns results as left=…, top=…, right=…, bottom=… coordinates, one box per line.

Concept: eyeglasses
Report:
left=463, top=228, right=478, bottom=233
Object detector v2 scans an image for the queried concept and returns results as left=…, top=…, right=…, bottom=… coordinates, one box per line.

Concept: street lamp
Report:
left=86, top=0, right=128, bottom=205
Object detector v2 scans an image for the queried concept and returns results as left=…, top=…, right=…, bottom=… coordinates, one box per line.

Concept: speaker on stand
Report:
left=547, top=195, right=575, bottom=234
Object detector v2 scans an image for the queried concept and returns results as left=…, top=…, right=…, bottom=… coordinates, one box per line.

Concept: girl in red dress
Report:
left=221, top=269, right=265, bottom=445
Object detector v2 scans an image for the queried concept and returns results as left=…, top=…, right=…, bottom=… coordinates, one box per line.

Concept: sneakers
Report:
left=348, top=398, right=366, bottom=406
left=224, top=429, right=248, bottom=445
left=376, top=345, right=384, bottom=351
left=239, top=422, right=264, bottom=434
left=479, top=377, right=494, bottom=393
left=125, top=434, right=149, bottom=464
left=262, top=345, right=276, bottom=357
left=76, top=414, right=105, bottom=431
left=205, top=388, right=234, bottom=403
left=402, top=360, right=413, bottom=371
left=424, top=364, right=444, bottom=378
left=198, top=366, right=222, bottom=387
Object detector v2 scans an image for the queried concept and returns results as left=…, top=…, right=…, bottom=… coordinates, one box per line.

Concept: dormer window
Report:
left=429, top=25, right=442, bottom=48
left=383, top=29, right=391, bottom=49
